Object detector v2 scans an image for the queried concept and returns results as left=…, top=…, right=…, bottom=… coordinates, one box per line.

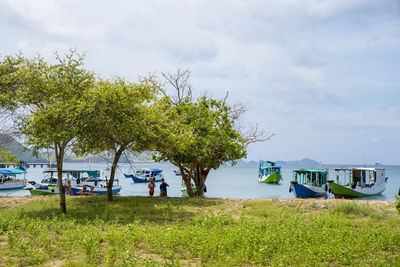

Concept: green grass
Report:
left=0, top=196, right=399, bottom=266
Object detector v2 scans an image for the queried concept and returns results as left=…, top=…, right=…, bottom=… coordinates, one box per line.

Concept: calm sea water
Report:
left=2, top=162, right=400, bottom=200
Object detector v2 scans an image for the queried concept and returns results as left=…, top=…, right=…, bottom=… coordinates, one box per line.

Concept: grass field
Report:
left=0, top=196, right=399, bottom=266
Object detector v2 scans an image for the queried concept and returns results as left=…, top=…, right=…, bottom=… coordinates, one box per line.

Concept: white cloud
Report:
left=1, top=0, right=400, bottom=164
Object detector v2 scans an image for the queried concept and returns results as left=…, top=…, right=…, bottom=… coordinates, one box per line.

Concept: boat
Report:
left=290, top=169, right=328, bottom=198
left=327, top=167, right=387, bottom=198
left=173, top=170, right=181, bottom=176
left=28, top=169, right=101, bottom=195
left=124, top=168, right=164, bottom=183
left=0, top=167, right=27, bottom=190
left=258, top=160, right=282, bottom=183
left=70, top=177, right=121, bottom=195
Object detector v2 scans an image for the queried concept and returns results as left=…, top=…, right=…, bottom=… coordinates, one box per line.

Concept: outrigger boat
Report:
left=124, top=168, right=164, bottom=183
left=327, top=167, right=387, bottom=198
left=258, top=160, right=282, bottom=183
left=28, top=169, right=101, bottom=195
left=290, top=169, right=328, bottom=198
left=0, top=167, right=27, bottom=190
left=70, top=177, right=121, bottom=195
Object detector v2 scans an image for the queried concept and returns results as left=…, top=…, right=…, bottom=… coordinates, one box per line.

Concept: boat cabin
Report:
left=332, top=168, right=385, bottom=188
left=43, top=169, right=100, bottom=182
left=0, top=168, right=27, bottom=183
left=293, top=169, right=328, bottom=187
left=258, top=161, right=281, bottom=177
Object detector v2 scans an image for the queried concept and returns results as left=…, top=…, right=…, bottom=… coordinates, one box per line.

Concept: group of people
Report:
left=147, top=178, right=169, bottom=197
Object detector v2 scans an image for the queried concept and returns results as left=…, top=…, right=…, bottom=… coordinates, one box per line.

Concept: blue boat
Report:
left=0, top=168, right=27, bottom=190
left=124, top=168, right=164, bottom=183
left=70, top=177, right=121, bottom=196
left=290, top=169, right=328, bottom=198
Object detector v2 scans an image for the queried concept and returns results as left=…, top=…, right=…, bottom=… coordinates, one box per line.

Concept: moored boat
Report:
left=0, top=168, right=27, bottom=190
left=258, top=160, right=282, bottom=183
left=124, top=168, right=164, bottom=183
left=327, top=167, right=387, bottom=198
left=28, top=169, right=101, bottom=195
left=290, top=169, right=328, bottom=198
left=70, top=177, right=121, bottom=195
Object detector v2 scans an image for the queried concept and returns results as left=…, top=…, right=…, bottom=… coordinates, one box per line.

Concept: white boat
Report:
left=0, top=168, right=27, bottom=190
left=327, top=167, right=387, bottom=198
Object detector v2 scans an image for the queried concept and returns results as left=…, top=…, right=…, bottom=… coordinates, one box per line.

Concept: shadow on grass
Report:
left=12, top=195, right=223, bottom=225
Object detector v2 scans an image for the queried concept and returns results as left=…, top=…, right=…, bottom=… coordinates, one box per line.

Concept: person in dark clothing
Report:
left=159, top=178, right=169, bottom=197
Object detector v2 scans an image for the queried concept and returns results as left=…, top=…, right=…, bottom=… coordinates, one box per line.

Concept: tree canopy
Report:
left=0, top=50, right=95, bottom=212
left=74, top=77, right=159, bottom=201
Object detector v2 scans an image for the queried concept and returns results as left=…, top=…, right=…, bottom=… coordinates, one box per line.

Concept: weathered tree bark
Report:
left=108, top=146, right=124, bottom=201
left=55, top=142, right=66, bottom=214
left=193, top=165, right=211, bottom=197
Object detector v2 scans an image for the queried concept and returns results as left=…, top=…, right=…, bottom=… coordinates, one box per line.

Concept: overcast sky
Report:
left=1, top=0, right=399, bottom=164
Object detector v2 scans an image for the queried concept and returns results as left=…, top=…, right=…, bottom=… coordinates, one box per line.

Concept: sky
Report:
left=1, top=0, right=399, bottom=165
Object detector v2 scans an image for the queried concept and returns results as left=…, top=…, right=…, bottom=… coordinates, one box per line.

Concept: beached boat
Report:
left=327, top=167, right=387, bottom=198
left=124, top=168, right=164, bottom=183
left=290, top=169, right=328, bottom=198
left=70, top=177, right=121, bottom=195
left=28, top=169, right=101, bottom=195
left=258, top=160, right=282, bottom=183
left=0, top=168, right=27, bottom=190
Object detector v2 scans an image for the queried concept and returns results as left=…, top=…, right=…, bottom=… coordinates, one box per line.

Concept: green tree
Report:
left=154, top=70, right=269, bottom=197
left=0, top=51, right=95, bottom=213
left=74, top=77, right=158, bottom=201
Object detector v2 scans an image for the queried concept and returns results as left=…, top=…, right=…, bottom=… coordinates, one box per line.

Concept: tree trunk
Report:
left=55, top=142, right=66, bottom=214
left=177, top=163, right=196, bottom=197
left=108, top=146, right=124, bottom=201
left=193, top=166, right=211, bottom=197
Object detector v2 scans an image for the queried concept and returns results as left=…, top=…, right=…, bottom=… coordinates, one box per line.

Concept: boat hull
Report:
left=328, top=181, right=385, bottom=198
left=29, top=188, right=59, bottom=195
left=290, top=182, right=327, bottom=198
left=70, top=186, right=122, bottom=196
left=124, top=174, right=161, bottom=183
left=0, top=181, right=25, bottom=190
left=259, top=172, right=282, bottom=184
left=181, top=187, right=197, bottom=197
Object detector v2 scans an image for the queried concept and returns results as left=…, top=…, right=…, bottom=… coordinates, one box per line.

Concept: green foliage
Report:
left=330, top=201, right=382, bottom=219
left=396, top=195, right=400, bottom=214
left=153, top=95, right=247, bottom=196
left=0, top=143, right=18, bottom=164
left=0, top=197, right=399, bottom=266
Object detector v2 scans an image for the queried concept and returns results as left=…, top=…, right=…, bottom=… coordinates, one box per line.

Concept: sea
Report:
left=1, top=162, right=400, bottom=201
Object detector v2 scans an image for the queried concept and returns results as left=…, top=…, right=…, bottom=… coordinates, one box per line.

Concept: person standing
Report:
left=66, top=180, right=72, bottom=196
left=148, top=177, right=155, bottom=196
left=159, top=178, right=169, bottom=197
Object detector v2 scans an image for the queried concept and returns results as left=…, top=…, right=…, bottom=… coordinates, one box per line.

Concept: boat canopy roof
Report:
left=293, top=169, right=327, bottom=174
left=43, top=169, right=100, bottom=178
left=0, top=168, right=27, bottom=175
left=259, top=160, right=279, bottom=167
left=333, top=167, right=384, bottom=171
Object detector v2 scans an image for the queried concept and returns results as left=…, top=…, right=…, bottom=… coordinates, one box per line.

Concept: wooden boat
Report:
left=70, top=177, right=121, bottom=195
left=124, top=168, right=164, bottom=183
left=327, top=167, right=387, bottom=198
left=258, top=160, right=282, bottom=183
left=28, top=169, right=101, bottom=195
left=290, top=169, right=328, bottom=198
left=0, top=168, right=27, bottom=190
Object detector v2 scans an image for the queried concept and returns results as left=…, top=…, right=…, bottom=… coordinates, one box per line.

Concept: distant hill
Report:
left=237, top=158, right=321, bottom=168
left=0, top=134, right=43, bottom=162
